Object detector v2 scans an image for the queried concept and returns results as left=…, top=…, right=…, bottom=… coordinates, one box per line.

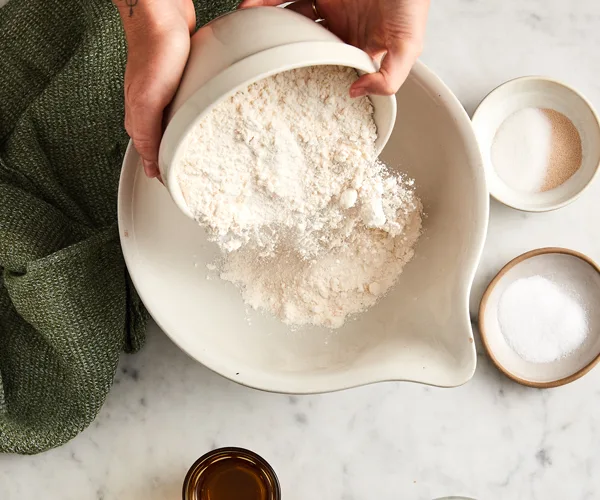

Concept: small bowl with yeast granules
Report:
left=472, top=76, right=600, bottom=212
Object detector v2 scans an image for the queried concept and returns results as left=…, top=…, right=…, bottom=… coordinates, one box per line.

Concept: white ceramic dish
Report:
left=158, top=7, right=396, bottom=219
left=472, top=76, right=600, bottom=212
left=119, top=61, right=488, bottom=394
left=479, top=248, right=600, bottom=388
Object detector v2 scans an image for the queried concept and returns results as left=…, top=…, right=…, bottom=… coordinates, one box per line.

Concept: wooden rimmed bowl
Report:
left=479, top=247, right=600, bottom=388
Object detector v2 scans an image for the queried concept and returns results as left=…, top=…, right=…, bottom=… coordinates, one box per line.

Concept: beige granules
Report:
left=541, top=109, right=582, bottom=191
left=491, top=107, right=582, bottom=193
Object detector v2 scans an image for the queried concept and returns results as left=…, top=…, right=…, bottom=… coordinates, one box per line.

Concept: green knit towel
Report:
left=0, top=0, right=237, bottom=454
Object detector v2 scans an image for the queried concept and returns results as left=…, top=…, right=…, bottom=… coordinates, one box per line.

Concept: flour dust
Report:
left=177, top=65, right=422, bottom=328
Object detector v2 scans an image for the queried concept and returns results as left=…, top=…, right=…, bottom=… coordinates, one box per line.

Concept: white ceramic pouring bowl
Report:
left=118, top=60, right=488, bottom=393
left=157, top=7, right=396, bottom=219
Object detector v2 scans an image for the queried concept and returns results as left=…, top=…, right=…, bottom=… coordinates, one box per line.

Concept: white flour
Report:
left=177, top=65, right=422, bottom=328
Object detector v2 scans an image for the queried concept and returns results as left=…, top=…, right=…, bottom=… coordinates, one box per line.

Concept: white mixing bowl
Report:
left=119, top=60, right=488, bottom=393
left=158, top=7, right=397, bottom=219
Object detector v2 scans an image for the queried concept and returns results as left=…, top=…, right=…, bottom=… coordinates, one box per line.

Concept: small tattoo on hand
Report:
left=125, top=0, right=138, bottom=16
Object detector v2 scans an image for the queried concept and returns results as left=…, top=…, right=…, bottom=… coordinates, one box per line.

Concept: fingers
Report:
left=116, top=0, right=195, bottom=179
left=238, top=0, right=285, bottom=8
left=286, top=0, right=321, bottom=21
left=123, top=51, right=188, bottom=179
left=349, top=0, right=430, bottom=97
left=124, top=87, right=165, bottom=178
left=123, top=44, right=186, bottom=180
left=123, top=42, right=191, bottom=178
left=350, top=39, right=421, bottom=97
left=239, top=0, right=320, bottom=21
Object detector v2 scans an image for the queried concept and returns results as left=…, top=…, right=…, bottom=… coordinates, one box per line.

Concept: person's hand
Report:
left=238, top=0, right=430, bottom=97
left=113, top=0, right=196, bottom=178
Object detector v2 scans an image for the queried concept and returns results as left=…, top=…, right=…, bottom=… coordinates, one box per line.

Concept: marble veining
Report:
left=2, top=0, right=600, bottom=498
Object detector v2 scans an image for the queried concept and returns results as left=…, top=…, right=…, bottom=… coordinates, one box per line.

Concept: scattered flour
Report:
left=177, top=65, right=422, bottom=328
left=221, top=198, right=421, bottom=328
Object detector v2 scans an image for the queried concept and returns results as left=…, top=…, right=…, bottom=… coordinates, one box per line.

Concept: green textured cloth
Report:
left=0, top=0, right=236, bottom=455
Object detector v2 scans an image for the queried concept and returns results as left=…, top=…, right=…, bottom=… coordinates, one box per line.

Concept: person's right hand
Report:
left=239, top=0, right=430, bottom=98
left=113, top=0, right=196, bottom=178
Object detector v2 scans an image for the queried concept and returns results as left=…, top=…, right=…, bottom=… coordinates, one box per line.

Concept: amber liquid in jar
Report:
left=183, top=447, right=280, bottom=500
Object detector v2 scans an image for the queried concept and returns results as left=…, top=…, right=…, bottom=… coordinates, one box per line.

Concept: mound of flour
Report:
left=177, top=65, right=422, bottom=328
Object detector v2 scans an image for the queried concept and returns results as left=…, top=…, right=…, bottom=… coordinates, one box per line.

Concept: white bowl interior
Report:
left=120, top=62, right=487, bottom=393
left=472, top=77, right=600, bottom=211
left=159, top=42, right=396, bottom=220
left=481, top=252, right=600, bottom=384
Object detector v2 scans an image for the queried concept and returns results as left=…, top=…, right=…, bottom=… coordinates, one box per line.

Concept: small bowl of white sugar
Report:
left=479, top=248, right=600, bottom=387
left=472, top=76, right=600, bottom=212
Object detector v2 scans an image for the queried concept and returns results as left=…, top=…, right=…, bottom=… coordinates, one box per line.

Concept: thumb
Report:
left=350, top=39, right=421, bottom=97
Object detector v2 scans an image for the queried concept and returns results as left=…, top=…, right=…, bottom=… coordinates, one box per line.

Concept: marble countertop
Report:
left=2, top=0, right=600, bottom=499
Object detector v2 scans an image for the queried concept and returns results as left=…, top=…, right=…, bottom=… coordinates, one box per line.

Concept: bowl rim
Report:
left=471, top=75, right=600, bottom=213
left=478, top=246, right=600, bottom=388
left=158, top=41, right=396, bottom=220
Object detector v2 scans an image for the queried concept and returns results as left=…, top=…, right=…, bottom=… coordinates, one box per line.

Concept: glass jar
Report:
left=182, top=447, right=281, bottom=500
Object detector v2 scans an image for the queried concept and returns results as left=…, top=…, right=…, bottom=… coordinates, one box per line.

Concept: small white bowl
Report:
left=158, top=7, right=396, bottom=219
left=472, top=76, right=600, bottom=212
left=479, top=248, right=600, bottom=388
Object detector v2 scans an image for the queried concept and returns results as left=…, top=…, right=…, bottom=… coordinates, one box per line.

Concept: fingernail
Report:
left=142, top=159, right=159, bottom=178
left=350, top=87, right=367, bottom=98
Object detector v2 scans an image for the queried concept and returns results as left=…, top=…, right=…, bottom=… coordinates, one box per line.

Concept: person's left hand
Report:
left=238, top=0, right=430, bottom=98
left=114, top=0, right=196, bottom=179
